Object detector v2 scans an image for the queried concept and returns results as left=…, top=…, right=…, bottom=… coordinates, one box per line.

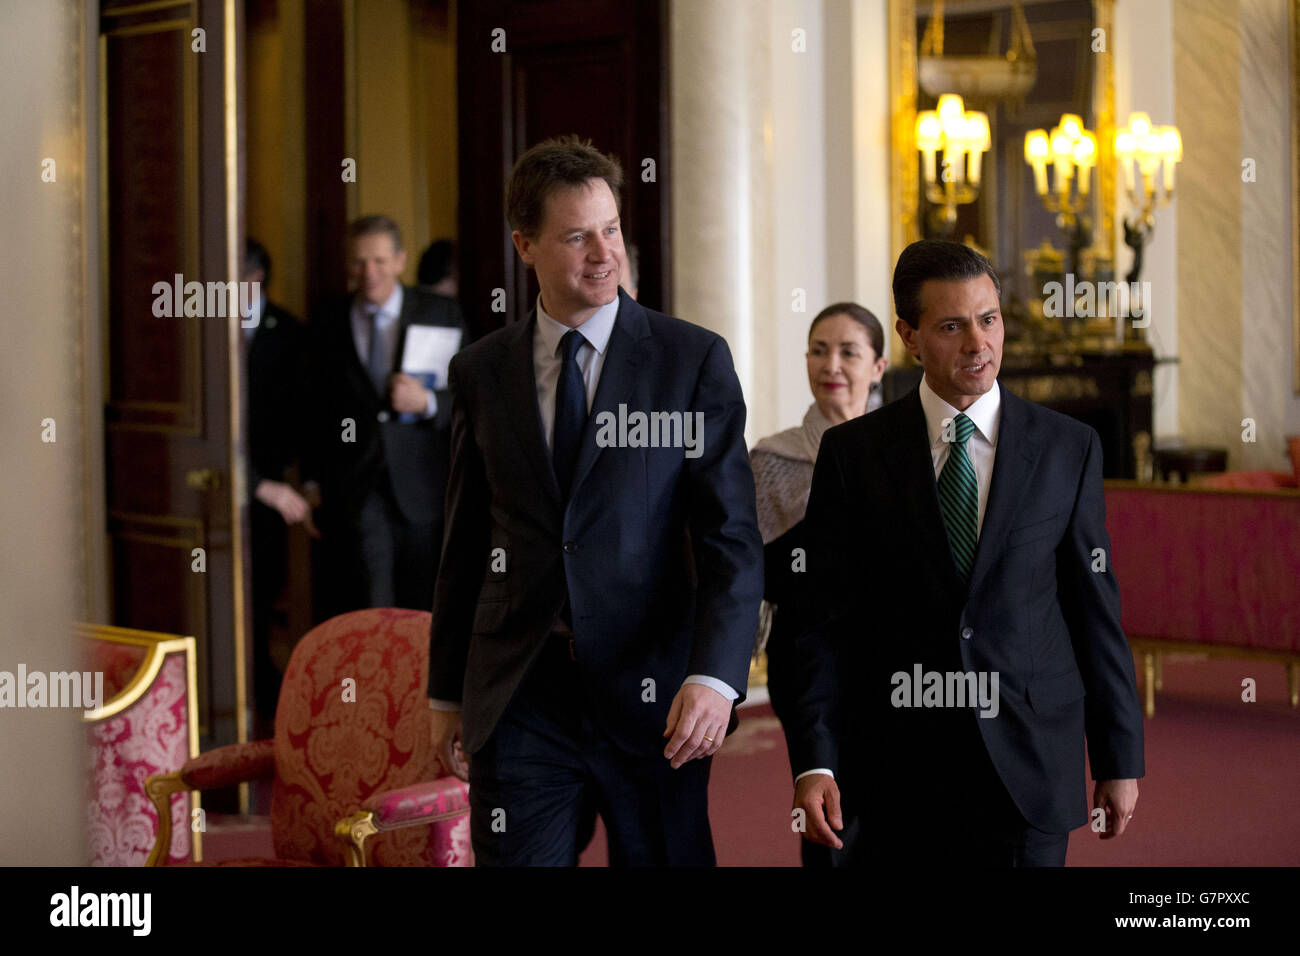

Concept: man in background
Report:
left=242, top=238, right=313, bottom=733
left=303, top=216, right=465, bottom=615
left=417, top=238, right=458, bottom=299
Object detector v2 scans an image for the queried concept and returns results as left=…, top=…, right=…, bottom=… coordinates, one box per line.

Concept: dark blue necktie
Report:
left=552, top=329, right=588, bottom=499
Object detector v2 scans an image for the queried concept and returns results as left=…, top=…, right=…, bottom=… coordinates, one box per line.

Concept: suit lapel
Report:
left=493, top=314, right=563, bottom=512
left=967, top=385, right=1042, bottom=596
left=336, top=299, right=380, bottom=403
left=568, top=292, right=651, bottom=499
left=882, top=388, right=967, bottom=600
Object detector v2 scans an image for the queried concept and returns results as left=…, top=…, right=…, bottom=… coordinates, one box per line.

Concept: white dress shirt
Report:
left=533, top=295, right=617, bottom=444
left=349, top=284, right=437, bottom=418
left=918, top=376, right=1001, bottom=535
left=429, top=293, right=738, bottom=712
left=796, top=378, right=1003, bottom=783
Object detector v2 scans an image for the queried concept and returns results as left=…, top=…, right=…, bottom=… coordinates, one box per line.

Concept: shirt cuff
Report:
left=682, top=674, right=739, bottom=700
left=795, top=768, right=834, bottom=782
left=423, top=389, right=438, bottom=419
left=427, top=697, right=462, bottom=712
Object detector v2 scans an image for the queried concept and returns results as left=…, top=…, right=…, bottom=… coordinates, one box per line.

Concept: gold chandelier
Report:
left=915, top=93, right=991, bottom=231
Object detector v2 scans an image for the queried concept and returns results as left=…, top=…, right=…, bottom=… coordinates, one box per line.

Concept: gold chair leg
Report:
left=1288, top=661, right=1298, bottom=709
left=143, top=772, right=192, bottom=867
left=1154, top=653, right=1163, bottom=691
left=335, top=811, right=379, bottom=867
left=1143, top=652, right=1156, bottom=718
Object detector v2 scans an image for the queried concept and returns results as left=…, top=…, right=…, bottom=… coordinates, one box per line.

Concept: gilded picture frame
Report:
left=888, top=0, right=1118, bottom=365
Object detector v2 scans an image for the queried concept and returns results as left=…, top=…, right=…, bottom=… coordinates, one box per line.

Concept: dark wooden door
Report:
left=457, top=0, right=668, bottom=336
left=100, top=0, right=248, bottom=764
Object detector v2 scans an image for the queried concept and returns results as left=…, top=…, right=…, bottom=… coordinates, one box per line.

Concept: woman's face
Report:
left=806, top=313, right=888, bottom=425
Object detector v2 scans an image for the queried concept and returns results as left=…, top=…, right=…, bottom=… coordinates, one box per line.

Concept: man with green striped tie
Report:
left=785, top=240, right=1144, bottom=867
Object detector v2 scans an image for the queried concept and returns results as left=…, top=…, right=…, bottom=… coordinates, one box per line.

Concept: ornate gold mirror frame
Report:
left=888, top=0, right=1118, bottom=361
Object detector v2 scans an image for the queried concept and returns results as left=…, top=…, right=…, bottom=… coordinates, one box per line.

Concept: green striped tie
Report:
left=937, top=413, right=978, bottom=581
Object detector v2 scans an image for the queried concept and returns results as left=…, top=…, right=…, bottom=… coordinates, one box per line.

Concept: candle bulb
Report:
left=1160, top=127, right=1182, bottom=195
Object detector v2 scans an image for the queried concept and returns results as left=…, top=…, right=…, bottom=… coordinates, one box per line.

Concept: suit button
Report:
left=563, top=541, right=577, bottom=554
left=961, top=627, right=974, bottom=640
left=377, top=411, right=390, bottom=423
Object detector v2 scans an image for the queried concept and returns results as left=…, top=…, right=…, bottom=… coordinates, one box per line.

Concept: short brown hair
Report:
left=506, top=135, right=624, bottom=238
left=892, top=239, right=1000, bottom=329
left=348, top=214, right=403, bottom=253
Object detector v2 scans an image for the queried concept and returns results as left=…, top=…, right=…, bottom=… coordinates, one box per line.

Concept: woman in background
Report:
left=751, top=301, right=887, bottom=867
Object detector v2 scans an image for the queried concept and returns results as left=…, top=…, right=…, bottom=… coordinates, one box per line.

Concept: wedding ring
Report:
left=703, top=735, right=714, bottom=742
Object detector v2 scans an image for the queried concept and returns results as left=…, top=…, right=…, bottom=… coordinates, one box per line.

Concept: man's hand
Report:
left=390, top=373, right=431, bottom=415
left=301, top=481, right=322, bottom=509
left=794, top=774, right=844, bottom=849
left=663, top=683, right=731, bottom=768
left=255, top=479, right=320, bottom=537
left=1094, top=778, right=1139, bottom=839
left=430, top=708, right=469, bottom=782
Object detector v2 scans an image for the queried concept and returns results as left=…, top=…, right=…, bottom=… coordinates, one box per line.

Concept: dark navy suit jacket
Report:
left=304, top=286, right=464, bottom=526
left=783, top=384, right=1145, bottom=833
left=428, top=289, right=764, bottom=756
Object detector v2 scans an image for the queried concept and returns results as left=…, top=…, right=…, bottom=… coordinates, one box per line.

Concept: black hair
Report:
left=244, top=237, right=271, bottom=288
left=892, top=239, right=1000, bottom=329
left=418, top=239, right=455, bottom=286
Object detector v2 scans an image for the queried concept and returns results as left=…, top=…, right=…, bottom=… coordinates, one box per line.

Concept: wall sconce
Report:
left=1024, top=113, right=1097, bottom=278
left=1115, top=111, right=1182, bottom=283
left=916, top=93, right=991, bottom=236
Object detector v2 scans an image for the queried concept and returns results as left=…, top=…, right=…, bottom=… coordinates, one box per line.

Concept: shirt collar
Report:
left=919, top=375, right=1001, bottom=448
left=357, top=283, right=403, bottom=323
left=535, top=293, right=618, bottom=358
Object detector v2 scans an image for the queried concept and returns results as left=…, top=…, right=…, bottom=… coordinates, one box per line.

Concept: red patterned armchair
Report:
left=145, top=608, right=471, bottom=866
left=80, top=623, right=201, bottom=866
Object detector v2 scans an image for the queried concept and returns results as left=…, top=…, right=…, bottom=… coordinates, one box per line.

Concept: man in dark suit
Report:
left=243, top=239, right=313, bottom=732
left=786, top=240, right=1144, bottom=866
left=303, top=215, right=465, bottom=615
left=427, top=136, right=763, bottom=866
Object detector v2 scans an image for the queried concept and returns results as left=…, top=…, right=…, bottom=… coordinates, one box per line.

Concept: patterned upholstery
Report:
left=81, top=626, right=197, bottom=866
left=168, top=608, right=471, bottom=866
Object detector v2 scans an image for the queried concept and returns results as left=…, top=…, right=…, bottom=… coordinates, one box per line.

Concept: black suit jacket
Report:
left=784, top=384, right=1145, bottom=832
left=427, top=289, right=764, bottom=756
left=304, top=286, right=465, bottom=526
left=247, top=300, right=306, bottom=491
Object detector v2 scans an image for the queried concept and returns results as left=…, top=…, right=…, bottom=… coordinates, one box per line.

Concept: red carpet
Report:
left=204, top=652, right=1300, bottom=866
